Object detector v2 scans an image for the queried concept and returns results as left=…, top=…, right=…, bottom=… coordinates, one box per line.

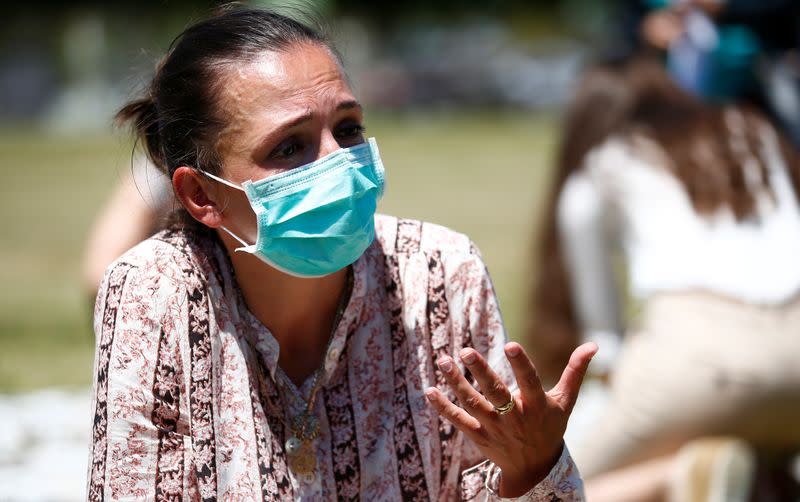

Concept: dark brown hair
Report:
left=117, top=6, right=335, bottom=183
left=527, top=57, right=800, bottom=384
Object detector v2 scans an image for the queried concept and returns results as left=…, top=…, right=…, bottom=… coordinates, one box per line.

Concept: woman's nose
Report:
left=318, top=130, right=342, bottom=160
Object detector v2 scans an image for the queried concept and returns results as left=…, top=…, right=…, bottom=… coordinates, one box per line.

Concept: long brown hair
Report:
left=527, top=57, right=800, bottom=384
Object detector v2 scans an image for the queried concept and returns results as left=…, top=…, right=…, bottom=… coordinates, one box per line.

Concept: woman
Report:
left=529, top=57, right=800, bottom=500
left=88, top=7, right=596, bottom=501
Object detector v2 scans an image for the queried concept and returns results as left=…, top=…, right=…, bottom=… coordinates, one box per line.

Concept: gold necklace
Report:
left=276, top=268, right=353, bottom=477
left=283, top=369, right=324, bottom=476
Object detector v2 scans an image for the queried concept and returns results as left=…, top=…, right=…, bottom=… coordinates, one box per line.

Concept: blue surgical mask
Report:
left=201, top=137, right=385, bottom=278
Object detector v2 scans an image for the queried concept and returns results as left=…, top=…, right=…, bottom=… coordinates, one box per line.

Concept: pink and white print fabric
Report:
left=88, top=214, right=583, bottom=501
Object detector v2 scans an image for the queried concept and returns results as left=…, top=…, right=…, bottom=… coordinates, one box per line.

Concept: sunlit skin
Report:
left=172, top=41, right=597, bottom=498
left=173, top=43, right=365, bottom=386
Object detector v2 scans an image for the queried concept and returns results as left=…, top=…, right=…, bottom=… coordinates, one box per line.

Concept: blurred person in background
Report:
left=88, top=6, right=599, bottom=500
left=82, top=155, right=172, bottom=299
left=529, top=57, right=800, bottom=501
left=638, top=0, right=800, bottom=148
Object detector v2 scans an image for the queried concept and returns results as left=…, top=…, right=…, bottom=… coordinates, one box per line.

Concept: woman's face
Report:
left=209, top=42, right=365, bottom=239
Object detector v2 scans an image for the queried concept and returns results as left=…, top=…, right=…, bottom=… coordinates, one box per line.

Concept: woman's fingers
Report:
left=424, top=386, right=484, bottom=443
left=437, top=356, right=495, bottom=416
left=504, top=342, right=546, bottom=407
left=459, top=348, right=512, bottom=410
left=426, top=343, right=596, bottom=490
left=550, top=342, right=598, bottom=413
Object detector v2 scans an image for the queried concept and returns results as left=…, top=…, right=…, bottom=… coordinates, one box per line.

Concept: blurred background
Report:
left=0, top=1, right=603, bottom=497
left=1, top=0, right=798, bottom=499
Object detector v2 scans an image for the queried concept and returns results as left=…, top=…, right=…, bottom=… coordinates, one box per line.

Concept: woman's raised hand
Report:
left=425, top=342, right=597, bottom=498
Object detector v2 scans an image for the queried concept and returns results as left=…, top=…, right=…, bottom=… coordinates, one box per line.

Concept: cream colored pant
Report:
left=574, top=292, right=800, bottom=478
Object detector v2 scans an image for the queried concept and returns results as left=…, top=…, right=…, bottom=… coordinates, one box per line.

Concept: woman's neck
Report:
left=220, top=232, right=348, bottom=386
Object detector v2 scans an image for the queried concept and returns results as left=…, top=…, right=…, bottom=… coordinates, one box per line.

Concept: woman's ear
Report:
left=172, top=166, right=224, bottom=228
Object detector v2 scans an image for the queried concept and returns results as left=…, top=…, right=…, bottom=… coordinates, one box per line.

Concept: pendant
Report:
left=285, top=436, right=303, bottom=456
left=286, top=412, right=319, bottom=476
left=286, top=437, right=316, bottom=475
left=291, top=414, right=319, bottom=440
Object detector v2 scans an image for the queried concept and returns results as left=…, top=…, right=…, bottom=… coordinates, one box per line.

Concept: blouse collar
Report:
left=232, top=248, right=368, bottom=390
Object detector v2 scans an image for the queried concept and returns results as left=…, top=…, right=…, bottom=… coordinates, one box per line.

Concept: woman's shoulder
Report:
left=375, top=213, right=477, bottom=259
left=102, top=224, right=219, bottom=289
left=585, top=134, right=661, bottom=171
left=578, top=134, right=678, bottom=197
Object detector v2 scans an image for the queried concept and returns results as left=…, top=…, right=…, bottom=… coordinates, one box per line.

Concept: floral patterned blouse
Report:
left=87, top=214, right=583, bottom=501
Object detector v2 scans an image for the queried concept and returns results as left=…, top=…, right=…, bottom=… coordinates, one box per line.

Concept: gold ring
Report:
left=494, top=396, right=515, bottom=415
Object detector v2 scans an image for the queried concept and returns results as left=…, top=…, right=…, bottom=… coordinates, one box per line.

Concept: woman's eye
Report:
left=336, top=123, right=366, bottom=141
left=270, top=140, right=304, bottom=160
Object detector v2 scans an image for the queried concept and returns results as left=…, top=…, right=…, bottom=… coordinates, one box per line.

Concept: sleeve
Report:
left=556, top=172, right=624, bottom=376
left=87, top=261, right=193, bottom=501
left=444, top=245, right=585, bottom=501
left=461, top=445, right=584, bottom=501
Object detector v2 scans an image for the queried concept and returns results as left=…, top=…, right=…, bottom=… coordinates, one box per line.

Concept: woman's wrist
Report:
left=497, top=442, right=564, bottom=498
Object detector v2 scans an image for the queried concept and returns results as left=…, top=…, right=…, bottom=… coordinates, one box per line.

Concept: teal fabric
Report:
left=705, top=25, right=760, bottom=99
left=644, top=0, right=670, bottom=9
left=644, top=2, right=762, bottom=101
left=238, top=138, right=385, bottom=277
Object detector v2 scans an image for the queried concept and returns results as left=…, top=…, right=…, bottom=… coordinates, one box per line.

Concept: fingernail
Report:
left=425, top=388, right=437, bottom=401
left=506, top=344, right=521, bottom=357
left=438, top=358, right=453, bottom=372
left=461, top=350, right=476, bottom=365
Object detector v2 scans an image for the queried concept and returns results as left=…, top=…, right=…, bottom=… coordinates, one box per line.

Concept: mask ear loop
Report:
left=218, top=225, right=251, bottom=249
left=199, top=169, right=245, bottom=192
left=198, top=169, right=253, bottom=250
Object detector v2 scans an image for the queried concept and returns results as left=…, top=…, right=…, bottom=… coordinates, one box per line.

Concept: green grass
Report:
left=0, top=111, right=559, bottom=392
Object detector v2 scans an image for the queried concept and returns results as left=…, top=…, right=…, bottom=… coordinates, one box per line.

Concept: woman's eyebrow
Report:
left=250, top=110, right=315, bottom=155
left=270, top=99, right=360, bottom=132
left=276, top=110, right=315, bottom=131
left=251, top=100, right=363, bottom=157
left=337, top=100, right=361, bottom=112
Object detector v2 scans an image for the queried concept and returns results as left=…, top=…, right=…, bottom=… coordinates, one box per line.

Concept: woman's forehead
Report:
left=217, top=44, right=349, bottom=114
left=214, top=43, right=355, bottom=153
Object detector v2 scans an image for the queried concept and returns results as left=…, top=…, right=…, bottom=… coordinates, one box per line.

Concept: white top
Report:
left=557, top=118, right=800, bottom=366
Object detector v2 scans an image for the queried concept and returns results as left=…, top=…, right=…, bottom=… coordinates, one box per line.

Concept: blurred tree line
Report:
left=1, top=0, right=621, bottom=125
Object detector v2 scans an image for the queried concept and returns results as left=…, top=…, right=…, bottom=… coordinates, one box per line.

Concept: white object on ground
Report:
left=0, top=389, right=91, bottom=501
